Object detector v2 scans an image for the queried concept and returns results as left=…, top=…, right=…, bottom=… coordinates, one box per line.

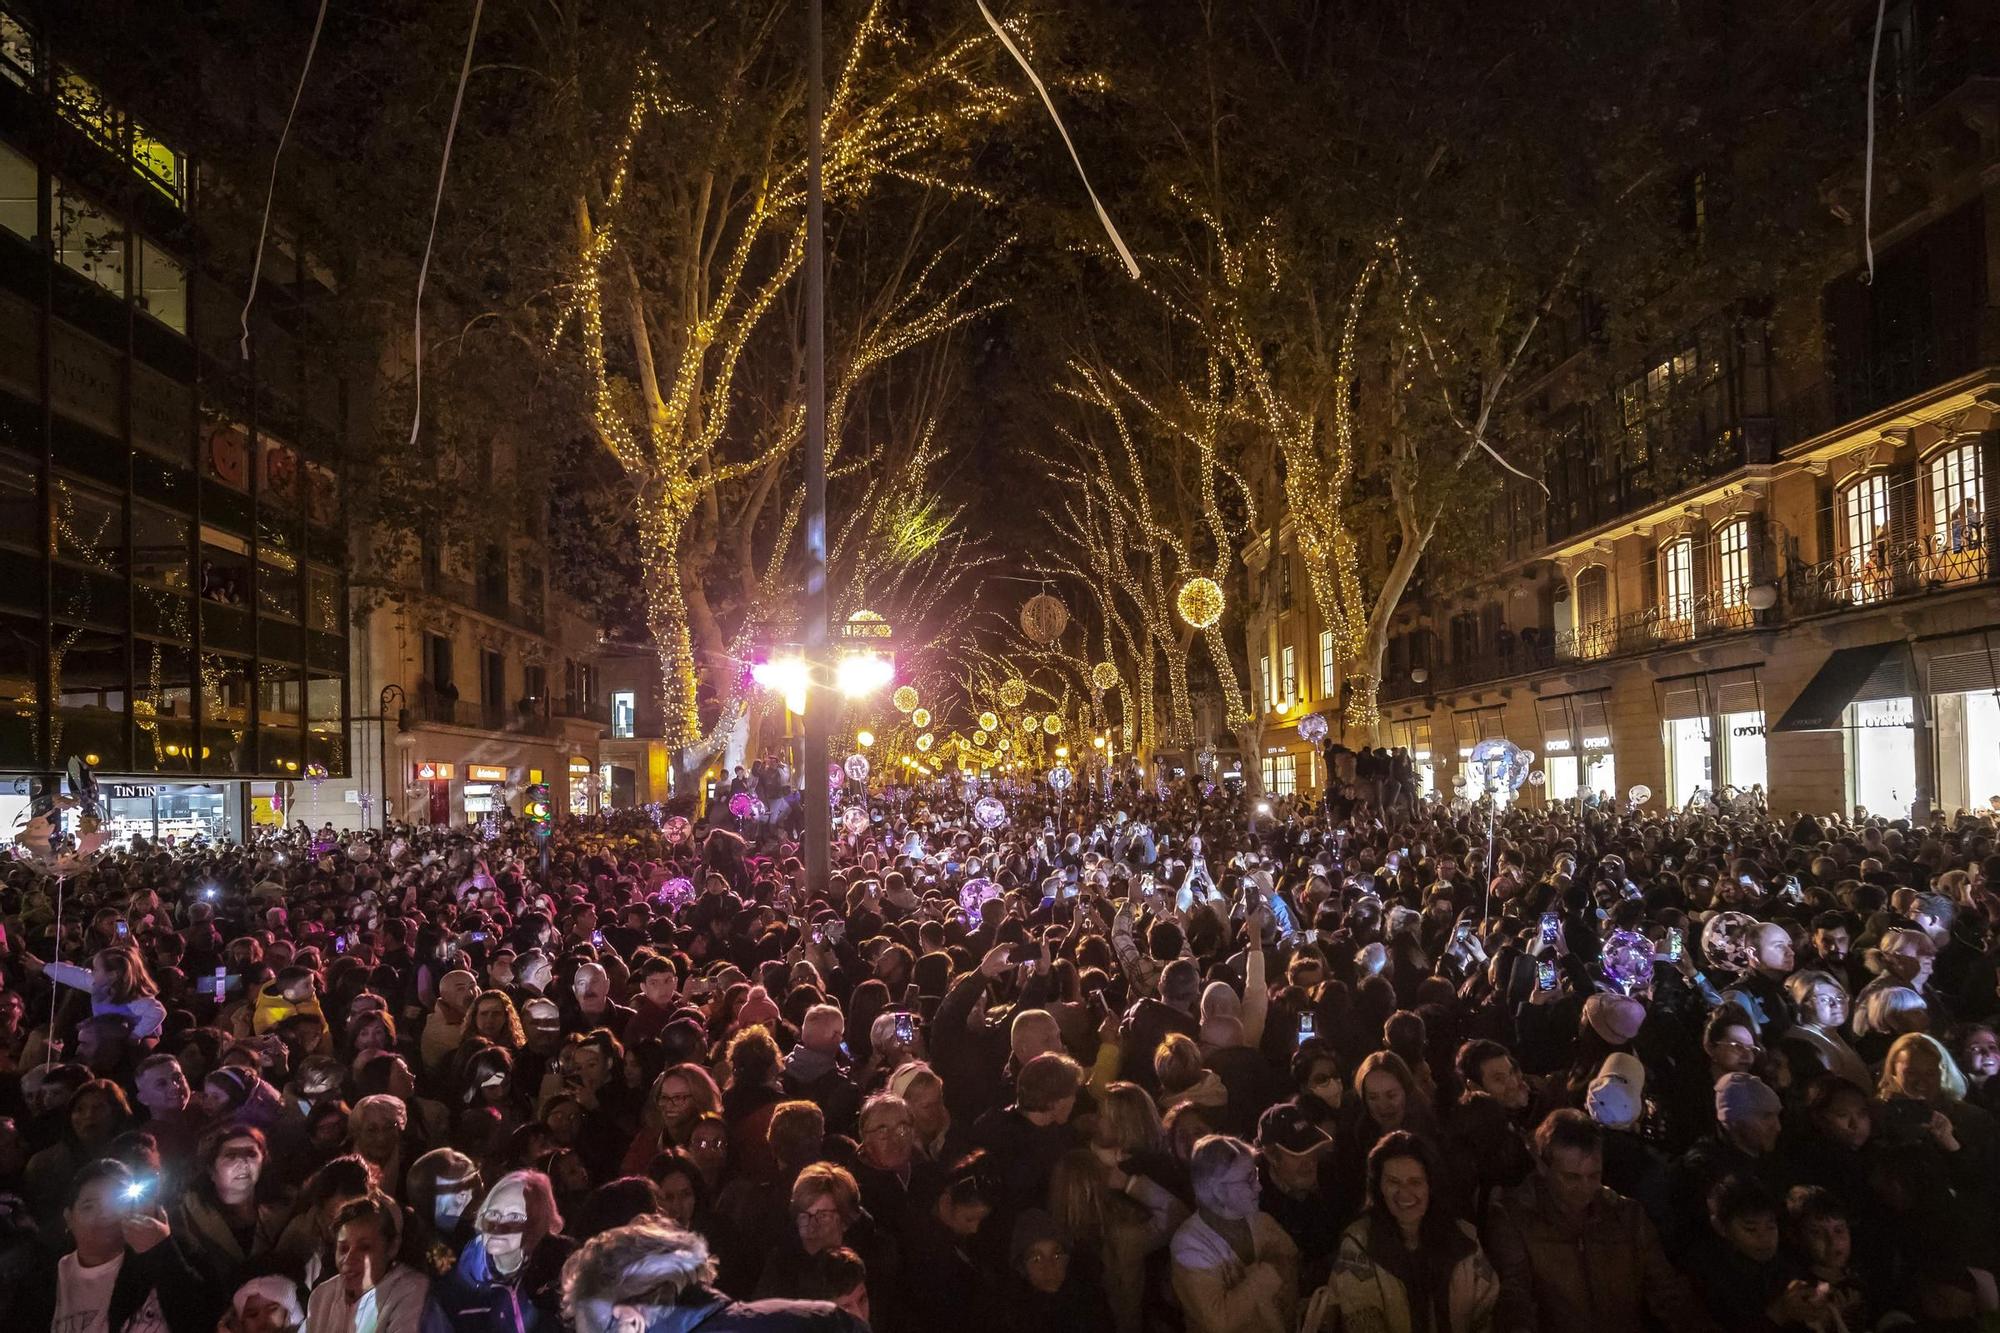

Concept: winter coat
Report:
left=420, top=1232, right=575, bottom=1333
left=640, top=1285, right=863, bottom=1332
left=1308, top=1216, right=1498, bottom=1333
left=1482, top=1177, right=1714, bottom=1333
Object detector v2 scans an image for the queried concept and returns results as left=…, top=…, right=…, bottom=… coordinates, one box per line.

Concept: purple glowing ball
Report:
left=654, top=876, right=697, bottom=910
left=1602, top=928, right=1656, bottom=994
left=662, top=815, right=692, bottom=845
left=973, top=796, right=1007, bottom=830
left=957, top=877, right=1001, bottom=913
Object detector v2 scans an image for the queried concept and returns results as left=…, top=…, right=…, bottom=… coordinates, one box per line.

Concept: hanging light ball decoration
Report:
left=892, top=685, right=919, bottom=713
left=842, top=806, right=870, bottom=836
left=1528, top=770, right=1547, bottom=788
left=998, top=679, right=1028, bottom=709
left=911, top=708, right=931, bottom=729
left=1627, top=784, right=1653, bottom=808
left=653, top=876, right=697, bottom=911
left=973, top=796, right=1008, bottom=830
left=958, top=877, right=1002, bottom=913
left=1296, top=712, right=1329, bottom=745
left=978, top=711, right=999, bottom=733
left=1176, top=576, right=1226, bottom=629
left=727, top=792, right=757, bottom=819
left=844, top=754, right=870, bottom=782
left=997, top=737, right=1012, bottom=752
left=1468, top=738, right=1532, bottom=796
left=1043, top=713, right=1062, bottom=735
left=1197, top=744, right=1218, bottom=774
left=662, top=815, right=692, bottom=846
left=827, top=762, right=846, bottom=791
left=972, top=730, right=987, bottom=746
left=1019, top=592, right=1070, bottom=645
left=1091, top=661, right=1120, bottom=692
left=1047, top=765, right=1073, bottom=792
left=916, top=733, right=934, bottom=752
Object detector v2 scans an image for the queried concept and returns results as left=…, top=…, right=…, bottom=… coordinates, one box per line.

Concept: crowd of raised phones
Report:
left=0, top=770, right=1997, bottom=1333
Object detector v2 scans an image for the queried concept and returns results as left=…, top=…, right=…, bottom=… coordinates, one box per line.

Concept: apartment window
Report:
left=1449, top=612, right=1480, bottom=664
left=1280, top=555, right=1294, bottom=609
left=1319, top=629, right=1336, bottom=698
left=1841, top=473, right=1893, bottom=602
left=1928, top=443, right=1984, bottom=553
left=0, top=11, right=35, bottom=87
left=135, top=239, right=186, bottom=332
left=423, top=632, right=454, bottom=691
left=53, top=178, right=124, bottom=298
left=1659, top=535, right=1694, bottom=628
left=1280, top=645, right=1296, bottom=708
left=611, top=689, right=636, bottom=738
left=481, top=649, right=505, bottom=707
left=1715, top=518, right=1752, bottom=609
left=53, top=480, right=122, bottom=573
left=523, top=664, right=547, bottom=714
left=1259, top=654, right=1272, bottom=715
left=1574, top=565, right=1610, bottom=657
left=1261, top=753, right=1297, bottom=796
left=0, top=138, right=35, bottom=240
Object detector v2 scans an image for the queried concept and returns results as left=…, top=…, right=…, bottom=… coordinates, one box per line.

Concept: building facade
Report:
left=0, top=7, right=352, bottom=842
left=1376, top=202, right=2000, bottom=819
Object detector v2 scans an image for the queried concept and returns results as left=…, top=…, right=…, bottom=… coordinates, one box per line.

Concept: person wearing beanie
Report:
left=1665, top=1074, right=1797, bottom=1258
left=735, top=985, right=783, bottom=1036
left=1005, top=1207, right=1114, bottom=1331
left=1582, top=993, right=1647, bottom=1047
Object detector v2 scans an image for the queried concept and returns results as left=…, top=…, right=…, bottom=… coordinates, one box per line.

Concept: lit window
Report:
left=136, top=238, right=186, bottom=332
left=0, top=138, right=34, bottom=240
left=1259, top=654, right=1271, bottom=715
left=1715, top=519, right=1751, bottom=609
left=1927, top=443, right=1983, bottom=563
left=1658, top=536, right=1693, bottom=631
left=611, top=689, right=636, bottom=739
left=1280, top=645, right=1296, bottom=708
left=1319, top=629, right=1335, bottom=698
left=0, top=11, right=35, bottom=88
left=1841, top=474, right=1893, bottom=602
left=53, top=177, right=124, bottom=298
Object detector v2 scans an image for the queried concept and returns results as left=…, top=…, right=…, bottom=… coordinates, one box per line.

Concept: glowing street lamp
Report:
left=856, top=730, right=875, bottom=748
left=752, top=655, right=811, bottom=715
left=835, top=650, right=895, bottom=699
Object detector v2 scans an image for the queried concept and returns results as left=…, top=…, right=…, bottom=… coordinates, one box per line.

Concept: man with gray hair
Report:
left=781, top=1003, right=860, bottom=1135
left=348, top=1093, right=410, bottom=1200
left=561, top=1217, right=860, bottom=1332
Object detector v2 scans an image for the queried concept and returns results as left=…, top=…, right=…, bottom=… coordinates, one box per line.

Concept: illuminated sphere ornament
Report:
left=1197, top=745, right=1218, bottom=774
left=1019, top=592, right=1070, bottom=645
left=1468, top=738, right=1531, bottom=794
left=654, top=877, right=697, bottom=910
left=1700, top=910, right=1761, bottom=975
left=1047, top=765, right=1073, bottom=792
left=1176, top=577, right=1225, bottom=629
left=1296, top=712, right=1329, bottom=745
left=1043, top=713, right=1062, bottom=735
left=892, top=686, right=919, bottom=713
left=842, top=806, right=870, bottom=836
left=1602, top=929, right=1656, bottom=994
left=911, top=708, right=931, bottom=729
left=972, top=730, right=987, bottom=746
left=828, top=763, right=845, bottom=790
left=844, top=754, right=870, bottom=782
left=978, top=711, right=999, bottom=733
left=916, top=733, right=934, bottom=752
left=972, top=796, right=1007, bottom=830
left=1627, top=784, right=1653, bottom=807
left=998, top=679, right=1028, bottom=709
left=727, top=792, right=765, bottom=821
left=958, top=877, right=1002, bottom=913
left=1091, top=661, right=1120, bottom=692
left=996, top=738, right=1011, bottom=752
left=662, top=815, right=692, bottom=845
left=1528, top=770, right=1547, bottom=787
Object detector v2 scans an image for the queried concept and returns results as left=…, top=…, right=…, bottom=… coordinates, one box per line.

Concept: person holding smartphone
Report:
left=22, top=1157, right=206, bottom=1333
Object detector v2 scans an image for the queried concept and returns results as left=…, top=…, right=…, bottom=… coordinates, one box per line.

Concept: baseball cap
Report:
left=1257, top=1103, right=1332, bottom=1155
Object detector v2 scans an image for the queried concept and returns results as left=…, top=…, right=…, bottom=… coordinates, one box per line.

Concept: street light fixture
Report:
left=856, top=730, right=875, bottom=748
left=835, top=651, right=894, bottom=698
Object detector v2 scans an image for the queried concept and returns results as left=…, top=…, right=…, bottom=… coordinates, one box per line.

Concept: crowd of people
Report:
left=0, top=767, right=1997, bottom=1333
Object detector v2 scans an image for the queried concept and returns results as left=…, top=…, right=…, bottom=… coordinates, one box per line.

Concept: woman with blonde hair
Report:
left=1781, top=969, right=1871, bottom=1091
left=1049, top=1146, right=1190, bottom=1333
left=620, top=1061, right=722, bottom=1175
left=756, top=1161, right=896, bottom=1320
left=1155, top=1032, right=1227, bottom=1117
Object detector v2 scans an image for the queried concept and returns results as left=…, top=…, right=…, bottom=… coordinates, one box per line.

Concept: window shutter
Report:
left=1815, top=479, right=1837, bottom=565
left=1710, top=667, right=1764, bottom=717
left=1657, top=675, right=1706, bottom=721
left=1641, top=546, right=1660, bottom=612
left=1690, top=528, right=1712, bottom=607
left=1888, top=460, right=1920, bottom=548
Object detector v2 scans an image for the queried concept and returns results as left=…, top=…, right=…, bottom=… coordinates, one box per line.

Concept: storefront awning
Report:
left=1770, top=642, right=1909, bottom=732
left=1919, top=630, right=2000, bottom=696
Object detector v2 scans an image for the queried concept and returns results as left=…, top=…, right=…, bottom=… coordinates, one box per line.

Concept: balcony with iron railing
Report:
left=1379, top=520, right=1991, bottom=702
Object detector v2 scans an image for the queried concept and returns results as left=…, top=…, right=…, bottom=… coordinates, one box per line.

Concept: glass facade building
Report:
left=0, top=7, right=350, bottom=824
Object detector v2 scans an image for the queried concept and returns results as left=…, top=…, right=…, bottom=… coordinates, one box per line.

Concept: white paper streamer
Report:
left=240, top=0, right=329, bottom=360
left=974, top=0, right=1139, bottom=280
left=409, top=0, right=486, bottom=445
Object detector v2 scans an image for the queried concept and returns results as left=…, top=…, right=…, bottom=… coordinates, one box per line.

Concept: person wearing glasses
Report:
left=850, top=1093, right=940, bottom=1241
left=755, top=1163, right=897, bottom=1327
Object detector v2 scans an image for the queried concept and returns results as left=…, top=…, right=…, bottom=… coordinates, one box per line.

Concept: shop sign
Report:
left=104, top=783, right=163, bottom=800
left=1732, top=724, right=1767, bottom=737
left=467, top=764, right=508, bottom=782
left=414, top=762, right=455, bottom=781
left=568, top=759, right=590, bottom=774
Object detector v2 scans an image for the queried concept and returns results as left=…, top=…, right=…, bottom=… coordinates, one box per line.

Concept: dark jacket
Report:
left=20, top=1239, right=211, bottom=1333
left=420, top=1232, right=575, bottom=1333
left=1116, top=998, right=1198, bottom=1093
left=642, top=1285, right=864, bottom=1332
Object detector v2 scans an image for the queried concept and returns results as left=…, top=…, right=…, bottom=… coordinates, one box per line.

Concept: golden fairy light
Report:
left=978, top=711, right=998, bottom=732
left=1176, top=577, right=1225, bottom=629
left=1090, top=661, right=1119, bottom=691
left=892, top=686, right=919, bottom=713
left=998, top=678, right=1027, bottom=709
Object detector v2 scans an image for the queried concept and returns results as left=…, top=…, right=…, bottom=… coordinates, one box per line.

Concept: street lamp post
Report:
left=802, top=0, right=831, bottom=894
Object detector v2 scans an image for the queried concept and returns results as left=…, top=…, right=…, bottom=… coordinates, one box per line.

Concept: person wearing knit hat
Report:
left=734, top=984, right=782, bottom=1034
left=1715, top=1072, right=1781, bottom=1140
left=229, top=1274, right=304, bottom=1333
left=1581, top=992, right=1647, bottom=1046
